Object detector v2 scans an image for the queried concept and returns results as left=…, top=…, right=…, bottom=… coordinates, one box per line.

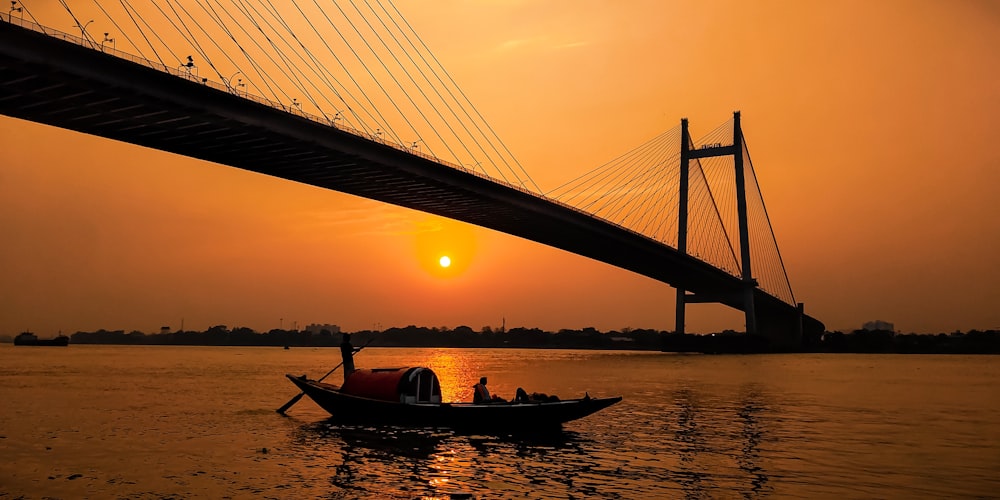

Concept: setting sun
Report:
left=439, top=256, right=451, bottom=268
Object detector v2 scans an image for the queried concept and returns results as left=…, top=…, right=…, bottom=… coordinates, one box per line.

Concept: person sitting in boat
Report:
left=473, top=376, right=492, bottom=403
left=513, top=387, right=560, bottom=403
left=514, top=387, right=530, bottom=402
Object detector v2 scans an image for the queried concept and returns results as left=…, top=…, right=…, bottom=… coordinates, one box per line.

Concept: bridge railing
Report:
left=3, top=12, right=548, bottom=189
left=2, top=12, right=786, bottom=299
left=2, top=13, right=557, bottom=195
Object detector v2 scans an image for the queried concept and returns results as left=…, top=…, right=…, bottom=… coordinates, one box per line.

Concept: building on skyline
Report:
left=304, top=323, right=341, bottom=335
left=862, top=320, right=895, bottom=333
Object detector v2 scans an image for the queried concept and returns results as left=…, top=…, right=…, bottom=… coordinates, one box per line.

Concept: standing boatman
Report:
left=340, top=333, right=356, bottom=383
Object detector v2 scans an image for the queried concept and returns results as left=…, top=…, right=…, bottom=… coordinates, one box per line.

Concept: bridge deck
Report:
left=0, top=21, right=823, bottom=339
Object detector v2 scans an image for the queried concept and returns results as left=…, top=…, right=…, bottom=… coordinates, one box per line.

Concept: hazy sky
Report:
left=2, top=0, right=998, bottom=335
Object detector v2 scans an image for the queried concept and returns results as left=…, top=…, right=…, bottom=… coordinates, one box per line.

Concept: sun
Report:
left=413, top=216, right=475, bottom=277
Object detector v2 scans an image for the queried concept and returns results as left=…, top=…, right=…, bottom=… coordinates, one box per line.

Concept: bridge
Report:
left=0, top=5, right=822, bottom=348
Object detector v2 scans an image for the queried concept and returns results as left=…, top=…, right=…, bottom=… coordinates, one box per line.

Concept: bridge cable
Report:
left=572, top=137, right=667, bottom=213
left=342, top=0, right=463, bottom=162
left=684, top=123, right=739, bottom=273
left=369, top=0, right=509, bottom=182
left=306, top=0, right=412, bottom=145
left=250, top=0, right=371, bottom=123
left=120, top=0, right=180, bottom=70
left=56, top=0, right=98, bottom=47
left=91, top=0, right=147, bottom=61
left=384, top=0, right=541, bottom=193
left=602, top=132, right=678, bottom=226
left=690, top=136, right=740, bottom=272
left=547, top=125, right=680, bottom=197
left=235, top=0, right=341, bottom=120
left=189, top=0, right=260, bottom=94
left=200, top=0, right=310, bottom=114
left=229, top=0, right=313, bottom=105
left=692, top=120, right=741, bottom=270
left=220, top=0, right=307, bottom=104
left=577, top=130, right=678, bottom=216
left=247, top=0, right=365, bottom=126
left=116, top=0, right=165, bottom=67
left=12, top=0, right=39, bottom=25
left=289, top=0, right=397, bottom=136
left=693, top=155, right=740, bottom=273
left=636, top=148, right=684, bottom=242
left=743, top=136, right=795, bottom=303
left=700, top=158, right=741, bottom=272
left=222, top=0, right=302, bottom=103
left=645, top=155, right=683, bottom=246
left=370, top=0, right=505, bottom=178
left=356, top=0, right=482, bottom=167
left=161, top=0, right=228, bottom=83
left=324, top=0, right=425, bottom=146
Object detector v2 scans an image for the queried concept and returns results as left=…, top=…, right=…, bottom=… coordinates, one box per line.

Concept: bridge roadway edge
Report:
left=0, top=21, right=824, bottom=347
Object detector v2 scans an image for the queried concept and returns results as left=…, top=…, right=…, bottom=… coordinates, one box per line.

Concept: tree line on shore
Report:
left=48, top=325, right=1000, bottom=354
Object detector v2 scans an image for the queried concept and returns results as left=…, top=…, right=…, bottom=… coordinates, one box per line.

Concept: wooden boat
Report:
left=284, top=335, right=622, bottom=430
left=285, top=371, right=622, bottom=430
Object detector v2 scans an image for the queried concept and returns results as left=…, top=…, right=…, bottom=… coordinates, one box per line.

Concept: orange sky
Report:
left=2, top=0, right=998, bottom=335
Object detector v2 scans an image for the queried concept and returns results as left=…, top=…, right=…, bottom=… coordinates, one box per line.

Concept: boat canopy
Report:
left=340, top=367, right=441, bottom=404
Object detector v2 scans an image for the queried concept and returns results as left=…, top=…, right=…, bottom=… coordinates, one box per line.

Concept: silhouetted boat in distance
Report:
left=14, top=331, right=69, bottom=346
left=284, top=335, right=622, bottom=430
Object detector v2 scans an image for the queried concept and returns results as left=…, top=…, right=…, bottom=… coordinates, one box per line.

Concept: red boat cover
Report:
left=340, top=368, right=411, bottom=402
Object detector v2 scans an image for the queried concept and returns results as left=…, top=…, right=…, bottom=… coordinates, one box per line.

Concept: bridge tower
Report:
left=675, top=111, right=758, bottom=336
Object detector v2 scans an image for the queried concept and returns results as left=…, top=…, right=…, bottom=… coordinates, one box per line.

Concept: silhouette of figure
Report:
left=514, top=387, right=529, bottom=402
left=340, top=333, right=355, bottom=382
left=472, top=376, right=491, bottom=403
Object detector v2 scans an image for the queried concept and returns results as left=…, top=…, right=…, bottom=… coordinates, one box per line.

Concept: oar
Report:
left=276, top=336, right=375, bottom=414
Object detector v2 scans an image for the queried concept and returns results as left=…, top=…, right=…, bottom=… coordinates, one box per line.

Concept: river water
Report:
left=1, top=345, right=997, bottom=499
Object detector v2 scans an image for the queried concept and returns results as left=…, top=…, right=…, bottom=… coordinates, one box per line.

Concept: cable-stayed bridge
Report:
left=0, top=3, right=823, bottom=347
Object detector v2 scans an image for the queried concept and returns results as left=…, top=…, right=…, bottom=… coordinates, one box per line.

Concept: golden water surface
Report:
left=1, top=345, right=998, bottom=498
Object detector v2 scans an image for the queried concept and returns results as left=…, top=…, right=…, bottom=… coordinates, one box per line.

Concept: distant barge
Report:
left=14, top=332, right=69, bottom=346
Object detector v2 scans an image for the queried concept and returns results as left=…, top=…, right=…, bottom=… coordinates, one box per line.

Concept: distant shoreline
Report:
left=3, top=326, right=998, bottom=354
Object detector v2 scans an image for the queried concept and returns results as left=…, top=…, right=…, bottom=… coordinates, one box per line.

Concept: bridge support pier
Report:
left=732, top=112, right=757, bottom=336
left=756, top=302, right=808, bottom=351
left=675, top=112, right=759, bottom=337
left=675, top=118, right=691, bottom=335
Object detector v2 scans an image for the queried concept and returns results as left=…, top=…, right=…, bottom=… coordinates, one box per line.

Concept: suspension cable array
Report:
left=26, top=0, right=540, bottom=192
left=550, top=117, right=796, bottom=306
left=8, top=3, right=796, bottom=306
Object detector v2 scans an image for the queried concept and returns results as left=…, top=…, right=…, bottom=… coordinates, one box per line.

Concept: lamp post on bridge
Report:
left=224, top=71, right=243, bottom=94
left=74, top=19, right=93, bottom=46
left=464, top=162, right=484, bottom=175
left=101, top=32, right=115, bottom=52
left=9, top=2, right=22, bottom=23
left=180, top=55, right=197, bottom=79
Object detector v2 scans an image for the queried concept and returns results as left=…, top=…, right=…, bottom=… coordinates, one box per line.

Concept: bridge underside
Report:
left=0, top=22, right=823, bottom=344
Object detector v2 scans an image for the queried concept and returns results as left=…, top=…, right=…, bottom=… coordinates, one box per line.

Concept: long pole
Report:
left=275, top=333, right=378, bottom=414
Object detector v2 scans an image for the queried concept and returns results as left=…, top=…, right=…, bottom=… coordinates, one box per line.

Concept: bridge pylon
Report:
left=675, top=111, right=761, bottom=338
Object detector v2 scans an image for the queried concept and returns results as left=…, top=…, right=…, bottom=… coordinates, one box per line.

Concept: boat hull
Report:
left=286, top=374, right=621, bottom=430
left=14, top=337, right=69, bottom=346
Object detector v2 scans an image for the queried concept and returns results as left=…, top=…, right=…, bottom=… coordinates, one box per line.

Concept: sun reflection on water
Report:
left=419, top=350, right=477, bottom=403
